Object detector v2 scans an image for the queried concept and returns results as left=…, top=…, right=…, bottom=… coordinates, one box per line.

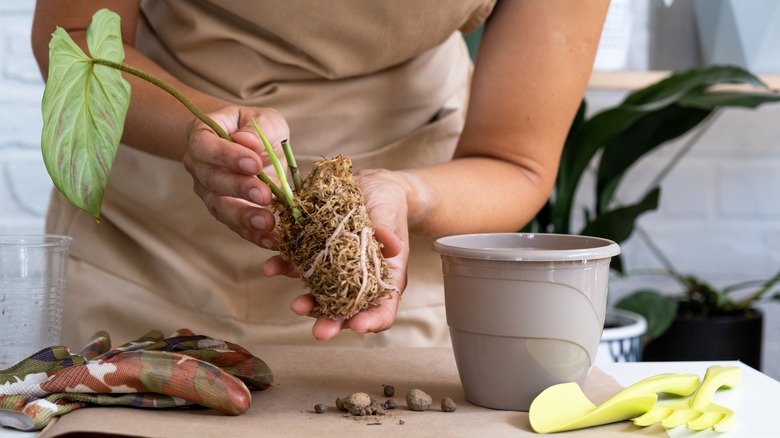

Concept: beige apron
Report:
left=46, top=0, right=496, bottom=350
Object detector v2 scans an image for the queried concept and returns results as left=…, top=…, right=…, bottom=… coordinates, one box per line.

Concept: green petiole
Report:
left=282, top=139, right=302, bottom=192
left=257, top=172, right=287, bottom=205
left=252, top=118, right=302, bottom=220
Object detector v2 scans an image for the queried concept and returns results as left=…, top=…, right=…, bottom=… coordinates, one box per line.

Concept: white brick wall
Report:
left=2, top=1, right=779, bottom=379
left=0, top=0, right=51, bottom=234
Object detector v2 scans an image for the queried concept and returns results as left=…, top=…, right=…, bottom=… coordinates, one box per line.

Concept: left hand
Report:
left=266, top=168, right=412, bottom=340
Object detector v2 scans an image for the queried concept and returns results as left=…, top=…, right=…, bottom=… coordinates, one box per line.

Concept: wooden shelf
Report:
left=589, top=70, right=780, bottom=91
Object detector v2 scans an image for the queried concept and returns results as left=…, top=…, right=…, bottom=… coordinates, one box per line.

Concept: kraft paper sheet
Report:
left=38, top=346, right=669, bottom=437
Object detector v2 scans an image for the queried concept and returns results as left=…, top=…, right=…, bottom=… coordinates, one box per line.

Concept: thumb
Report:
left=373, top=222, right=403, bottom=259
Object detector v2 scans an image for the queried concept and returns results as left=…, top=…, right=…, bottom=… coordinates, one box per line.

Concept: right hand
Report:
left=183, top=105, right=290, bottom=249
left=283, top=168, right=413, bottom=340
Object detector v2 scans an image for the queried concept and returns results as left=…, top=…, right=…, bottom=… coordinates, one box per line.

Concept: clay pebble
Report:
left=406, top=388, right=432, bottom=411
left=441, top=397, right=457, bottom=412
left=342, top=392, right=372, bottom=416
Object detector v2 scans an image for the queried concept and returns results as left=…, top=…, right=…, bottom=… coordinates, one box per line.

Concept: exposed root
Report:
left=273, top=155, right=397, bottom=319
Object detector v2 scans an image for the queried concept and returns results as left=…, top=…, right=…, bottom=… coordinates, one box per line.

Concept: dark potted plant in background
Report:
left=523, top=64, right=780, bottom=363
left=614, top=266, right=780, bottom=370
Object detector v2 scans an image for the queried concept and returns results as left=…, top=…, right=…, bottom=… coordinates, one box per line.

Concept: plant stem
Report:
left=92, top=58, right=296, bottom=215
left=252, top=119, right=302, bottom=220
left=91, top=58, right=231, bottom=141
left=258, top=172, right=289, bottom=204
left=735, top=268, right=780, bottom=308
left=282, top=139, right=302, bottom=192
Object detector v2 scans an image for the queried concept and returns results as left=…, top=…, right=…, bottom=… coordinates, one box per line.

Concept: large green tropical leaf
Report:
left=621, top=65, right=767, bottom=110
left=552, top=108, right=643, bottom=234
left=548, top=65, right=780, bottom=242
left=679, top=90, right=780, bottom=110
left=41, top=9, right=130, bottom=221
left=615, top=289, right=678, bottom=340
left=580, top=187, right=660, bottom=246
left=596, top=105, right=710, bottom=213
left=595, top=68, right=780, bottom=212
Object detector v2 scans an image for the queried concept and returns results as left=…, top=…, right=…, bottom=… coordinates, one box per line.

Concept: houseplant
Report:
left=522, top=64, right=780, bottom=363
left=524, top=65, right=780, bottom=262
left=614, top=267, right=780, bottom=369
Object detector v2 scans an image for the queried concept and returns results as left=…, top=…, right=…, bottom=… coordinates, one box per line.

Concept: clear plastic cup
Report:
left=0, top=234, right=72, bottom=368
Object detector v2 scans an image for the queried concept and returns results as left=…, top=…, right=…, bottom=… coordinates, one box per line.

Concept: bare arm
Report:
left=31, top=0, right=244, bottom=161
left=401, top=0, right=610, bottom=236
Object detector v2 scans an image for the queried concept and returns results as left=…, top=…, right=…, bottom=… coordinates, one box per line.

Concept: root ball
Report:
left=273, top=156, right=396, bottom=319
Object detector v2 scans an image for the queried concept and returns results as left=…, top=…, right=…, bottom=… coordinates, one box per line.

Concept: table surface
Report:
left=1, top=347, right=778, bottom=438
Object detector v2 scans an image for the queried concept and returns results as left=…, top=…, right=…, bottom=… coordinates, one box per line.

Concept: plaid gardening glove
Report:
left=0, top=329, right=273, bottom=431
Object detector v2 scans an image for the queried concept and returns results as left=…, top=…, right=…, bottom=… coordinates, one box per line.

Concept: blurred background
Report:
left=1, top=0, right=778, bottom=377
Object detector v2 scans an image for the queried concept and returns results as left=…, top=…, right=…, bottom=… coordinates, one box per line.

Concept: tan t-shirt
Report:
left=46, top=0, right=496, bottom=350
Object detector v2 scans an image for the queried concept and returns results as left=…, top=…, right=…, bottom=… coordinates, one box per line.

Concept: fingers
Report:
left=290, top=295, right=346, bottom=340
left=232, top=108, right=290, bottom=154
left=198, top=193, right=277, bottom=247
left=290, top=292, right=401, bottom=341
left=186, top=154, right=272, bottom=205
left=263, top=254, right=300, bottom=277
left=311, top=318, right=346, bottom=340
left=373, top=223, right=403, bottom=259
left=290, top=294, right=317, bottom=316
left=183, top=105, right=291, bottom=247
left=347, top=294, right=400, bottom=333
left=187, top=115, right=263, bottom=176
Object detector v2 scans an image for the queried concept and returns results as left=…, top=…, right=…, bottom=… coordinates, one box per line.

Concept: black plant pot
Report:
left=642, top=306, right=763, bottom=370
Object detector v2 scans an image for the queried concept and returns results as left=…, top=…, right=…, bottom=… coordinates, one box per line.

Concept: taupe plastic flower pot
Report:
left=433, top=233, right=620, bottom=411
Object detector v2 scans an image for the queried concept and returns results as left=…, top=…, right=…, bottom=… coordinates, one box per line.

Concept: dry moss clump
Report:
left=273, top=155, right=397, bottom=319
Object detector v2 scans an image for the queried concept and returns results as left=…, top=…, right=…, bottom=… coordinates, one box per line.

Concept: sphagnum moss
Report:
left=273, top=155, right=397, bottom=319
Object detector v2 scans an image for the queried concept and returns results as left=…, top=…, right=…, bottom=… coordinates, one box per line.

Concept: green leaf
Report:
left=622, top=65, right=768, bottom=110
left=615, top=289, right=678, bottom=340
left=549, top=65, right=780, bottom=237
left=579, top=187, right=660, bottom=244
left=679, top=90, right=780, bottom=110
left=41, top=9, right=130, bottom=220
left=596, top=105, right=710, bottom=212
left=553, top=108, right=643, bottom=234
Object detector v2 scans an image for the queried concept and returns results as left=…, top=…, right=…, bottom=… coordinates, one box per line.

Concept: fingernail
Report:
left=239, top=158, right=259, bottom=174
left=261, top=237, right=276, bottom=248
left=251, top=215, right=267, bottom=230
left=249, top=187, right=264, bottom=204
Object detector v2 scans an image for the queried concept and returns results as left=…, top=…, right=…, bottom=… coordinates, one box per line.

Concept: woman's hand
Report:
left=183, top=106, right=290, bottom=248
left=283, top=168, right=413, bottom=340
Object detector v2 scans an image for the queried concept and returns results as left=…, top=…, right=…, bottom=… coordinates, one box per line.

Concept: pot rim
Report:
left=432, top=233, right=620, bottom=262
